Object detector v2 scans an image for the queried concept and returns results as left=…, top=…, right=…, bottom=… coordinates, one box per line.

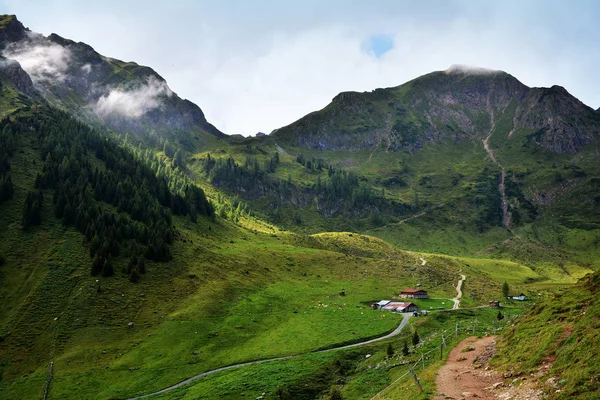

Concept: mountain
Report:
left=0, top=13, right=599, bottom=400
left=189, top=66, right=599, bottom=250
left=273, top=65, right=599, bottom=154
left=0, top=15, right=224, bottom=151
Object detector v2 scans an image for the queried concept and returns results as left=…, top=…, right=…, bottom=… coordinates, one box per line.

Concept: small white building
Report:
left=381, top=302, right=418, bottom=313
left=377, top=300, right=392, bottom=308
left=373, top=300, right=391, bottom=310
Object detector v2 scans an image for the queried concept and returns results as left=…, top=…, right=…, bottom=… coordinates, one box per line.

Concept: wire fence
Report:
left=369, top=316, right=516, bottom=399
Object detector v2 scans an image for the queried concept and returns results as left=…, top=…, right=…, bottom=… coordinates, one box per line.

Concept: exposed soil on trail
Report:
left=435, top=336, right=541, bottom=400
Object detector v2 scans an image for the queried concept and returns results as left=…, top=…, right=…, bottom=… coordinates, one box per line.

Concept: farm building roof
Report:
left=382, top=302, right=415, bottom=311
left=400, top=289, right=427, bottom=293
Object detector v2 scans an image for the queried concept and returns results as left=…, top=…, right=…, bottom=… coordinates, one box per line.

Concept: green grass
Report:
left=142, top=307, right=522, bottom=400
left=0, top=193, right=547, bottom=400
left=492, top=273, right=600, bottom=399
left=0, top=207, right=465, bottom=399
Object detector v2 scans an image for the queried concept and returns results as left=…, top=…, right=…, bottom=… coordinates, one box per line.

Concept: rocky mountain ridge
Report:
left=273, top=66, right=600, bottom=154
left=0, top=14, right=224, bottom=148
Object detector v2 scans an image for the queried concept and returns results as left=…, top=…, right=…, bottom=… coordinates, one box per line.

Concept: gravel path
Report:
left=452, top=274, right=466, bottom=309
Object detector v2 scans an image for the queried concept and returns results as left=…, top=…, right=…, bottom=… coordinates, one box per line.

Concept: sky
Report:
left=2, top=0, right=600, bottom=135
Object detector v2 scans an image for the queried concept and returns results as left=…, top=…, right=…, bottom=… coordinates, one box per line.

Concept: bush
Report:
left=329, top=386, right=343, bottom=400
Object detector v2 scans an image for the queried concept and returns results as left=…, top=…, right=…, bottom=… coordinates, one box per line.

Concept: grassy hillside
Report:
left=0, top=15, right=598, bottom=400
left=492, top=272, right=600, bottom=399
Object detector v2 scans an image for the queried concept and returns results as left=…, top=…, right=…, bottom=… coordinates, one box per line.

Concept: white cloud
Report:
left=2, top=1, right=600, bottom=135
left=445, top=64, right=499, bottom=75
left=2, top=32, right=72, bottom=84
left=93, top=76, right=173, bottom=118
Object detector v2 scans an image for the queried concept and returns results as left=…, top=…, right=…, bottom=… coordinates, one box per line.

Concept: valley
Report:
left=0, top=12, right=598, bottom=400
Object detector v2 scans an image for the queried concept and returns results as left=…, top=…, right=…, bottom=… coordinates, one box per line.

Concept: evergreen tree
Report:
left=22, top=190, right=43, bottom=228
left=502, top=281, right=510, bottom=298
left=101, top=257, right=114, bottom=277
left=497, top=311, right=504, bottom=321
left=412, top=330, right=420, bottom=346
left=137, top=257, right=146, bottom=274
left=0, top=175, right=13, bottom=202
left=91, top=255, right=104, bottom=276
left=129, top=267, right=140, bottom=283
left=387, top=343, right=394, bottom=358
left=402, top=341, right=409, bottom=356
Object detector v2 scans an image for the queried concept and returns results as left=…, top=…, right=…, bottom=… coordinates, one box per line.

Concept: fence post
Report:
left=455, top=323, right=458, bottom=339
left=440, top=342, right=443, bottom=360
left=409, top=366, right=423, bottom=392
left=421, top=353, right=425, bottom=371
left=442, top=333, right=446, bottom=348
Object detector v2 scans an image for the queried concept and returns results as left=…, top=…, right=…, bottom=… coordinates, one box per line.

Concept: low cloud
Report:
left=81, top=63, right=92, bottom=74
left=2, top=32, right=71, bottom=84
left=94, top=76, right=173, bottom=118
left=446, top=64, right=499, bottom=75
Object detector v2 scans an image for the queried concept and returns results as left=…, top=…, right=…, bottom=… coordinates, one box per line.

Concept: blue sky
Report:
left=1, top=0, right=600, bottom=135
left=365, top=35, right=394, bottom=58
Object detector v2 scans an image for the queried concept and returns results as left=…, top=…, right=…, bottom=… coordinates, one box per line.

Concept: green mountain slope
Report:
left=493, top=271, right=600, bottom=399
left=180, top=67, right=600, bottom=263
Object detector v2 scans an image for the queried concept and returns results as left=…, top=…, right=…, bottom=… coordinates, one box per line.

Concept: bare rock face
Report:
left=0, top=15, right=27, bottom=49
left=0, top=56, right=37, bottom=97
left=519, top=86, right=599, bottom=153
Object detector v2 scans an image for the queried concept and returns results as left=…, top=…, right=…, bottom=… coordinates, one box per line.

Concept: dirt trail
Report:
left=435, top=336, right=541, bottom=400
left=452, top=274, right=466, bottom=310
left=435, top=336, right=500, bottom=399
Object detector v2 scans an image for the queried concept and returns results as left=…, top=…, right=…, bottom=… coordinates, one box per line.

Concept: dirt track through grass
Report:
left=127, top=314, right=412, bottom=399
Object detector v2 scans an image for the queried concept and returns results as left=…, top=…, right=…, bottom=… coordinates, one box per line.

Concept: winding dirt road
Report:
left=452, top=274, right=466, bottom=310
left=126, top=314, right=412, bottom=399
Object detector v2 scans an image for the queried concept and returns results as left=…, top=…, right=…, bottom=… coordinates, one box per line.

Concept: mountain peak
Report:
left=0, top=14, right=225, bottom=146
left=0, top=14, right=27, bottom=48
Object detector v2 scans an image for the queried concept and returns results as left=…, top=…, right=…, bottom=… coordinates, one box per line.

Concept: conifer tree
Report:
left=412, top=330, right=420, bottom=346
